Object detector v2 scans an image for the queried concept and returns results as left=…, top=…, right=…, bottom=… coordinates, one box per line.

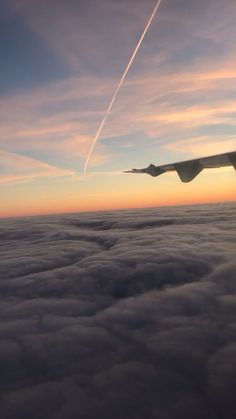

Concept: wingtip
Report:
left=124, top=169, right=138, bottom=173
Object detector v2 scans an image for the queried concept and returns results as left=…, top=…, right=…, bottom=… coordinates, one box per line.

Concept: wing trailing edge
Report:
left=124, top=151, right=236, bottom=183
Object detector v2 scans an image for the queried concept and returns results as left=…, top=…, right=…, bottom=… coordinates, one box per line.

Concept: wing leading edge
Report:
left=124, top=151, right=236, bottom=183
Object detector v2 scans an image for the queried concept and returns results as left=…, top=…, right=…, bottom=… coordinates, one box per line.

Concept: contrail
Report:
left=83, top=0, right=163, bottom=176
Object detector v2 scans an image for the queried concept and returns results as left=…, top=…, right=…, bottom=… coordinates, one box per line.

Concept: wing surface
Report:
left=124, top=151, right=236, bottom=183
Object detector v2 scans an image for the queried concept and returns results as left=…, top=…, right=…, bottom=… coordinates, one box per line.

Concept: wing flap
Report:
left=228, top=151, right=236, bottom=170
left=174, top=160, right=203, bottom=183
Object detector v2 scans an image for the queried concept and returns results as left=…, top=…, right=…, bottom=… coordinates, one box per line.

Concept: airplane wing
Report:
left=124, top=151, right=236, bottom=183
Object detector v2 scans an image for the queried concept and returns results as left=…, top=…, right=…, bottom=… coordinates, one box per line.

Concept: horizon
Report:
left=1, top=198, right=235, bottom=220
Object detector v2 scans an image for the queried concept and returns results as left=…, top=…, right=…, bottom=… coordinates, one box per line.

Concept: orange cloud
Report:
left=1, top=63, right=236, bottom=179
left=165, top=136, right=236, bottom=157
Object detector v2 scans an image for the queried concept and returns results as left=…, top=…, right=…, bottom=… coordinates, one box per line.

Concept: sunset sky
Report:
left=1, top=0, right=236, bottom=217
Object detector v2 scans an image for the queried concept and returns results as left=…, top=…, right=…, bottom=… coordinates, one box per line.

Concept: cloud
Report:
left=1, top=0, right=236, bottom=177
left=0, top=202, right=235, bottom=418
left=0, top=74, right=118, bottom=172
left=0, top=150, right=74, bottom=185
left=1, top=59, right=236, bottom=173
left=164, top=135, right=236, bottom=156
left=7, top=0, right=160, bottom=73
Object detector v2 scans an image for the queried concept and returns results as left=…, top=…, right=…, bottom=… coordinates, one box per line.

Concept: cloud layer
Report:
left=0, top=202, right=235, bottom=418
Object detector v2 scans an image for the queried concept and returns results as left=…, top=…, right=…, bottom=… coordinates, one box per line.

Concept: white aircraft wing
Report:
left=124, top=151, right=236, bottom=183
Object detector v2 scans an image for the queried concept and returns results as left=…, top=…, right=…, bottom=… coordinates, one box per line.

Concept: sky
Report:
left=1, top=0, right=236, bottom=217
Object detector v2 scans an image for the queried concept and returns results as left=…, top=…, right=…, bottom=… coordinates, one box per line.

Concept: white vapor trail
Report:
left=83, top=0, right=163, bottom=176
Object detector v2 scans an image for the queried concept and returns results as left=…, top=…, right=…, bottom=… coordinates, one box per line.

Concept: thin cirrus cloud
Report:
left=1, top=62, right=236, bottom=169
left=0, top=150, right=74, bottom=185
left=165, top=136, right=236, bottom=157
left=97, top=68, right=236, bottom=159
left=0, top=74, right=117, bottom=175
left=7, top=0, right=161, bottom=74
left=1, top=0, right=236, bottom=187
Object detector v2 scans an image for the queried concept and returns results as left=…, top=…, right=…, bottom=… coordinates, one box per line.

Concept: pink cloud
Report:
left=0, top=150, right=74, bottom=185
left=8, top=0, right=156, bottom=72
left=164, top=136, right=236, bottom=157
left=1, top=63, right=236, bottom=172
